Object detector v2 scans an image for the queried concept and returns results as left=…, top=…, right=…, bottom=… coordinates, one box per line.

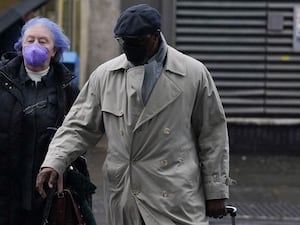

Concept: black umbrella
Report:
left=0, top=0, right=49, bottom=34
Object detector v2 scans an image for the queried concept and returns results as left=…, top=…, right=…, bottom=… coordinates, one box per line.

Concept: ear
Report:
left=51, top=47, right=57, bottom=58
left=153, top=30, right=161, bottom=42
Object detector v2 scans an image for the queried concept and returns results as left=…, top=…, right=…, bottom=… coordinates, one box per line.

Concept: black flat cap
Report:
left=114, top=4, right=161, bottom=37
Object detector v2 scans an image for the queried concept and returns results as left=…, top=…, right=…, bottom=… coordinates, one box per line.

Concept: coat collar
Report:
left=106, top=45, right=188, bottom=130
left=134, top=69, right=182, bottom=130
left=164, top=46, right=186, bottom=77
left=1, top=55, right=75, bottom=88
left=135, top=46, right=187, bottom=130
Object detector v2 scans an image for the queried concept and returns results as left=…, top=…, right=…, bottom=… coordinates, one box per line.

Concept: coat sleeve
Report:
left=41, top=72, right=104, bottom=175
left=191, top=63, right=231, bottom=200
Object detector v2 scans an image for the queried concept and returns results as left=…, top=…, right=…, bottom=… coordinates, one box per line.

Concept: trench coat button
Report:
left=163, top=128, right=170, bottom=134
left=4, top=82, right=8, bottom=86
left=160, top=159, right=168, bottom=167
left=161, top=190, right=168, bottom=197
left=132, top=189, right=140, bottom=195
left=9, top=86, right=12, bottom=89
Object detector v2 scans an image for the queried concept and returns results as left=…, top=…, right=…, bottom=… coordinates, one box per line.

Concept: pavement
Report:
left=86, top=136, right=300, bottom=225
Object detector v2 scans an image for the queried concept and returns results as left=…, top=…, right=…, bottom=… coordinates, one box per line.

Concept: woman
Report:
left=0, top=17, right=80, bottom=225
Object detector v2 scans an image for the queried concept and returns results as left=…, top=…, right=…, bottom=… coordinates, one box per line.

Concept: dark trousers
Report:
left=21, top=209, right=43, bottom=225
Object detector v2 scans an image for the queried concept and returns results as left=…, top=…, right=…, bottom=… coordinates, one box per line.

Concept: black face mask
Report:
left=123, top=43, right=147, bottom=65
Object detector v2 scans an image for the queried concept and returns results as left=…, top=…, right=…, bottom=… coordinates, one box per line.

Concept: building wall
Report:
left=80, top=0, right=120, bottom=86
left=0, top=1, right=19, bottom=13
left=80, top=0, right=176, bottom=86
left=175, top=0, right=300, bottom=120
left=121, top=0, right=176, bottom=46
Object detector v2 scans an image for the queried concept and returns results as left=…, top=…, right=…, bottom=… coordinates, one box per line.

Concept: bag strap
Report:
left=41, top=188, right=56, bottom=225
left=41, top=173, right=62, bottom=224
left=64, top=189, right=85, bottom=225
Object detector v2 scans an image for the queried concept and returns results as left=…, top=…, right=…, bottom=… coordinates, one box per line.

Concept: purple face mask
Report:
left=23, top=43, right=49, bottom=67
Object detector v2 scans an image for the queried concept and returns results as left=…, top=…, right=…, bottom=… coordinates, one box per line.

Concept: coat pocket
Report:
left=101, top=100, right=126, bottom=140
left=101, top=98, right=124, bottom=117
left=101, top=107, right=124, bottom=117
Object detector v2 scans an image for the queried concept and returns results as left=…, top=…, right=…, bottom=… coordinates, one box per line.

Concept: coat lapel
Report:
left=126, top=66, right=145, bottom=127
left=134, top=71, right=182, bottom=131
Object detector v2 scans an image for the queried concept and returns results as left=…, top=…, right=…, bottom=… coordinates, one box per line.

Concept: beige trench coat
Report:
left=42, top=46, right=230, bottom=225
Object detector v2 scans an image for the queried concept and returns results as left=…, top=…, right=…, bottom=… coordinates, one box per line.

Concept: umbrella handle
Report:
left=226, top=206, right=237, bottom=225
left=226, top=205, right=237, bottom=217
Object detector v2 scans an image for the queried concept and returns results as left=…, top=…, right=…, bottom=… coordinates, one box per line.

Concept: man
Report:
left=36, top=4, right=232, bottom=225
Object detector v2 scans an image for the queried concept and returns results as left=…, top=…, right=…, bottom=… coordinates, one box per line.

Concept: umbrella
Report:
left=0, top=0, right=49, bottom=34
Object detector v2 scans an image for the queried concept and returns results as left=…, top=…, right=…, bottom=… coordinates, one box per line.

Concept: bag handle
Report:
left=41, top=173, right=85, bottom=225
left=41, top=188, right=56, bottom=225
left=41, top=174, right=63, bottom=225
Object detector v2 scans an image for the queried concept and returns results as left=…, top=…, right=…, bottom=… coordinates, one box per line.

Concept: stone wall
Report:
left=80, top=0, right=120, bottom=87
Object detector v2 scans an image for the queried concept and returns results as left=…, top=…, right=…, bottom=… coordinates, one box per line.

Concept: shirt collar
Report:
left=20, top=64, right=55, bottom=87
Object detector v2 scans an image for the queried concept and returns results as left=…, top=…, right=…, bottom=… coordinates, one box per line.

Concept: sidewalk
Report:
left=86, top=137, right=300, bottom=225
left=212, top=154, right=300, bottom=225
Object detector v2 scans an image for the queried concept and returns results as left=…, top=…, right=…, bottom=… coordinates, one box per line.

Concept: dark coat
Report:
left=0, top=55, right=79, bottom=225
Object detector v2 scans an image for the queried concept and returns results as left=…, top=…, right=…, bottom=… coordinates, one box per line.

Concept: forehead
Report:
left=24, top=24, right=53, bottom=40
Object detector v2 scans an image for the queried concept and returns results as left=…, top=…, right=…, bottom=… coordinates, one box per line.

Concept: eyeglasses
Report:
left=23, top=99, right=47, bottom=115
left=115, top=34, right=152, bottom=48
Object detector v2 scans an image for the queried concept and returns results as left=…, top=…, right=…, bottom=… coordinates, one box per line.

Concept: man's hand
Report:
left=206, top=199, right=227, bottom=218
left=36, top=167, right=59, bottom=198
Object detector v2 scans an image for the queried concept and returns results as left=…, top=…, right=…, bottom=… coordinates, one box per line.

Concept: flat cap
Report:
left=114, top=4, right=161, bottom=37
